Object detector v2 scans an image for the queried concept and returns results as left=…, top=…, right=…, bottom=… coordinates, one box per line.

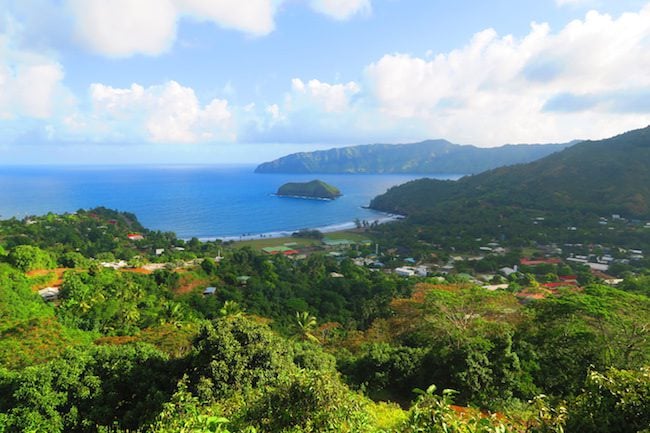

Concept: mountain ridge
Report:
left=255, top=139, right=576, bottom=174
left=369, top=126, right=650, bottom=218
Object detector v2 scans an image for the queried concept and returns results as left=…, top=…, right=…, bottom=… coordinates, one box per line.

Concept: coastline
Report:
left=194, top=211, right=405, bottom=242
left=273, top=193, right=337, bottom=201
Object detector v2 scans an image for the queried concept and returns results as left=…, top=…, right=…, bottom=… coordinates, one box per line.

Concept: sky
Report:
left=1, top=0, right=649, bottom=164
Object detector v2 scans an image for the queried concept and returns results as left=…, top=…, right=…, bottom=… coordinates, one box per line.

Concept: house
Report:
left=415, top=266, right=429, bottom=277
left=236, top=276, right=251, bottom=285
left=261, top=246, right=297, bottom=255
left=127, top=233, right=144, bottom=241
left=202, top=287, right=217, bottom=296
left=101, top=260, right=128, bottom=269
left=587, top=263, right=609, bottom=272
left=330, top=272, right=344, bottom=278
left=499, top=266, right=517, bottom=276
left=322, top=238, right=354, bottom=248
left=38, top=287, right=60, bottom=301
left=155, top=248, right=165, bottom=256
left=483, top=283, right=509, bottom=291
left=566, top=257, right=588, bottom=264
left=394, top=267, right=416, bottom=277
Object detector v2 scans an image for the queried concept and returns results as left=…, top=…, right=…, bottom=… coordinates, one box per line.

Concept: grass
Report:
left=323, top=230, right=371, bottom=242
left=232, top=237, right=321, bottom=250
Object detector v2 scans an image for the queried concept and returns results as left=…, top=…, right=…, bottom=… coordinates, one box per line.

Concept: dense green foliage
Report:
left=187, top=248, right=409, bottom=330
left=255, top=139, right=571, bottom=174
left=1, top=207, right=649, bottom=432
left=371, top=126, right=650, bottom=218
left=337, top=283, right=650, bottom=412
left=276, top=179, right=342, bottom=199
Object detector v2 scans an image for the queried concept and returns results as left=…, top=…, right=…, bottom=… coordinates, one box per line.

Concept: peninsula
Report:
left=276, top=179, right=342, bottom=200
left=255, top=139, right=575, bottom=174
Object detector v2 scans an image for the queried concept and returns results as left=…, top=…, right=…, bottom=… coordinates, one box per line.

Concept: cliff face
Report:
left=276, top=180, right=342, bottom=200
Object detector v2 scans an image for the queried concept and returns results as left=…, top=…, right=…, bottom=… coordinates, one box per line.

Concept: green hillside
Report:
left=255, top=139, right=573, bottom=174
left=277, top=179, right=342, bottom=199
left=370, top=126, right=650, bottom=218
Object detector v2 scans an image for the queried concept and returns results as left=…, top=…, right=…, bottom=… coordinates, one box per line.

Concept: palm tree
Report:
left=219, top=300, right=243, bottom=318
left=294, top=311, right=319, bottom=344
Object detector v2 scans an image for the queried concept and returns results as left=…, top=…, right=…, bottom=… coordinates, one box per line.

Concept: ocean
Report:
left=0, top=165, right=460, bottom=239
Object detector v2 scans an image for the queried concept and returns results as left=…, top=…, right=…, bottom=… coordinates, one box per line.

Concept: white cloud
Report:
left=0, top=31, right=67, bottom=119
left=310, top=0, right=371, bottom=20
left=66, top=0, right=280, bottom=57
left=266, top=103, right=283, bottom=122
left=177, top=0, right=277, bottom=36
left=82, top=81, right=233, bottom=143
left=363, top=4, right=650, bottom=145
left=291, top=78, right=360, bottom=112
left=66, top=0, right=178, bottom=57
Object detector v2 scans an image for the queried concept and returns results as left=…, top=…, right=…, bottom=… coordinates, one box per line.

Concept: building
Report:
left=322, top=238, right=354, bottom=249
left=203, top=287, right=217, bottom=296
left=415, top=266, right=429, bottom=277
left=394, top=267, right=416, bottom=277
left=38, top=287, right=60, bottom=301
left=499, top=266, right=517, bottom=276
left=261, top=246, right=298, bottom=256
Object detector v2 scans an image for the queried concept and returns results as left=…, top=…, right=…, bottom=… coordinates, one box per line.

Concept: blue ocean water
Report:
left=0, top=165, right=460, bottom=239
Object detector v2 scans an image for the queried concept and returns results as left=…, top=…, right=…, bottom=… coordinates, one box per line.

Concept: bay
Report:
left=0, top=165, right=460, bottom=239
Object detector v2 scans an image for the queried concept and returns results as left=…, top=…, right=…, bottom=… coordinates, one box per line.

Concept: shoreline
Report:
left=193, top=211, right=405, bottom=242
left=273, top=193, right=338, bottom=201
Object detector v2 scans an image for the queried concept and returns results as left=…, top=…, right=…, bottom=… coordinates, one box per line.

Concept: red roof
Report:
left=559, top=275, right=577, bottom=281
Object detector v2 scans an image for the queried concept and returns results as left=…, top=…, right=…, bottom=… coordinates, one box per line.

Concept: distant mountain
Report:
left=276, top=180, right=342, bottom=200
left=255, top=139, right=575, bottom=175
left=370, top=126, right=650, bottom=218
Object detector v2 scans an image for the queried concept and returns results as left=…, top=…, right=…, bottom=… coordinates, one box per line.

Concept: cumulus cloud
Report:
left=66, top=0, right=178, bottom=57
left=363, top=4, right=650, bottom=145
left=0, top=31, right=67, bottom=119
left=178, top=0, right=277, bottom=36
left=290, top=78, right=360, bottom=112
left=77, top=81, right=233, bottom=143
left=66, top=0, right=280, bottom=57
left=310, top=0, right=371, bottom=20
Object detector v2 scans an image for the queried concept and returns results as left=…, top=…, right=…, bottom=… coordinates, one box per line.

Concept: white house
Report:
left=38, top=287, right=60, bottom=301
left=395, top=267, right=416, bottom=277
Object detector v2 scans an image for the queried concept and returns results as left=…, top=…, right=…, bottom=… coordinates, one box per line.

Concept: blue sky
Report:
left=1, top=0, right=649, bottom=164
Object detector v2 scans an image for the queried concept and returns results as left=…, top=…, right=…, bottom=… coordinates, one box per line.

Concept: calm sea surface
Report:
left=0, top=165, right=460, bottom=239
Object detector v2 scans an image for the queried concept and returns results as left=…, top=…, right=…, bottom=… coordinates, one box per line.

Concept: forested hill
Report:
left=255, top=139, right=573, bottom=174
left=370, top=126, right=650, bottom=218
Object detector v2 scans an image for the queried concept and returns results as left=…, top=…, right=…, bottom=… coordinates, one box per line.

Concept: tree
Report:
left=7, top=245, right=55, bottom=272
left=567, top=366, right=650, bottom=433
left=294, top=311, right=319, bottom=344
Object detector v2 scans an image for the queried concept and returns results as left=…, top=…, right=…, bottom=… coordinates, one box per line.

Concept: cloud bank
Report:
left=1, top=2, right=649, bottom=148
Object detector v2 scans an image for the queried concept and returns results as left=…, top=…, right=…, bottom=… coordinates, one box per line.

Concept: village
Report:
left=33, top=211, right=649, bottom=306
